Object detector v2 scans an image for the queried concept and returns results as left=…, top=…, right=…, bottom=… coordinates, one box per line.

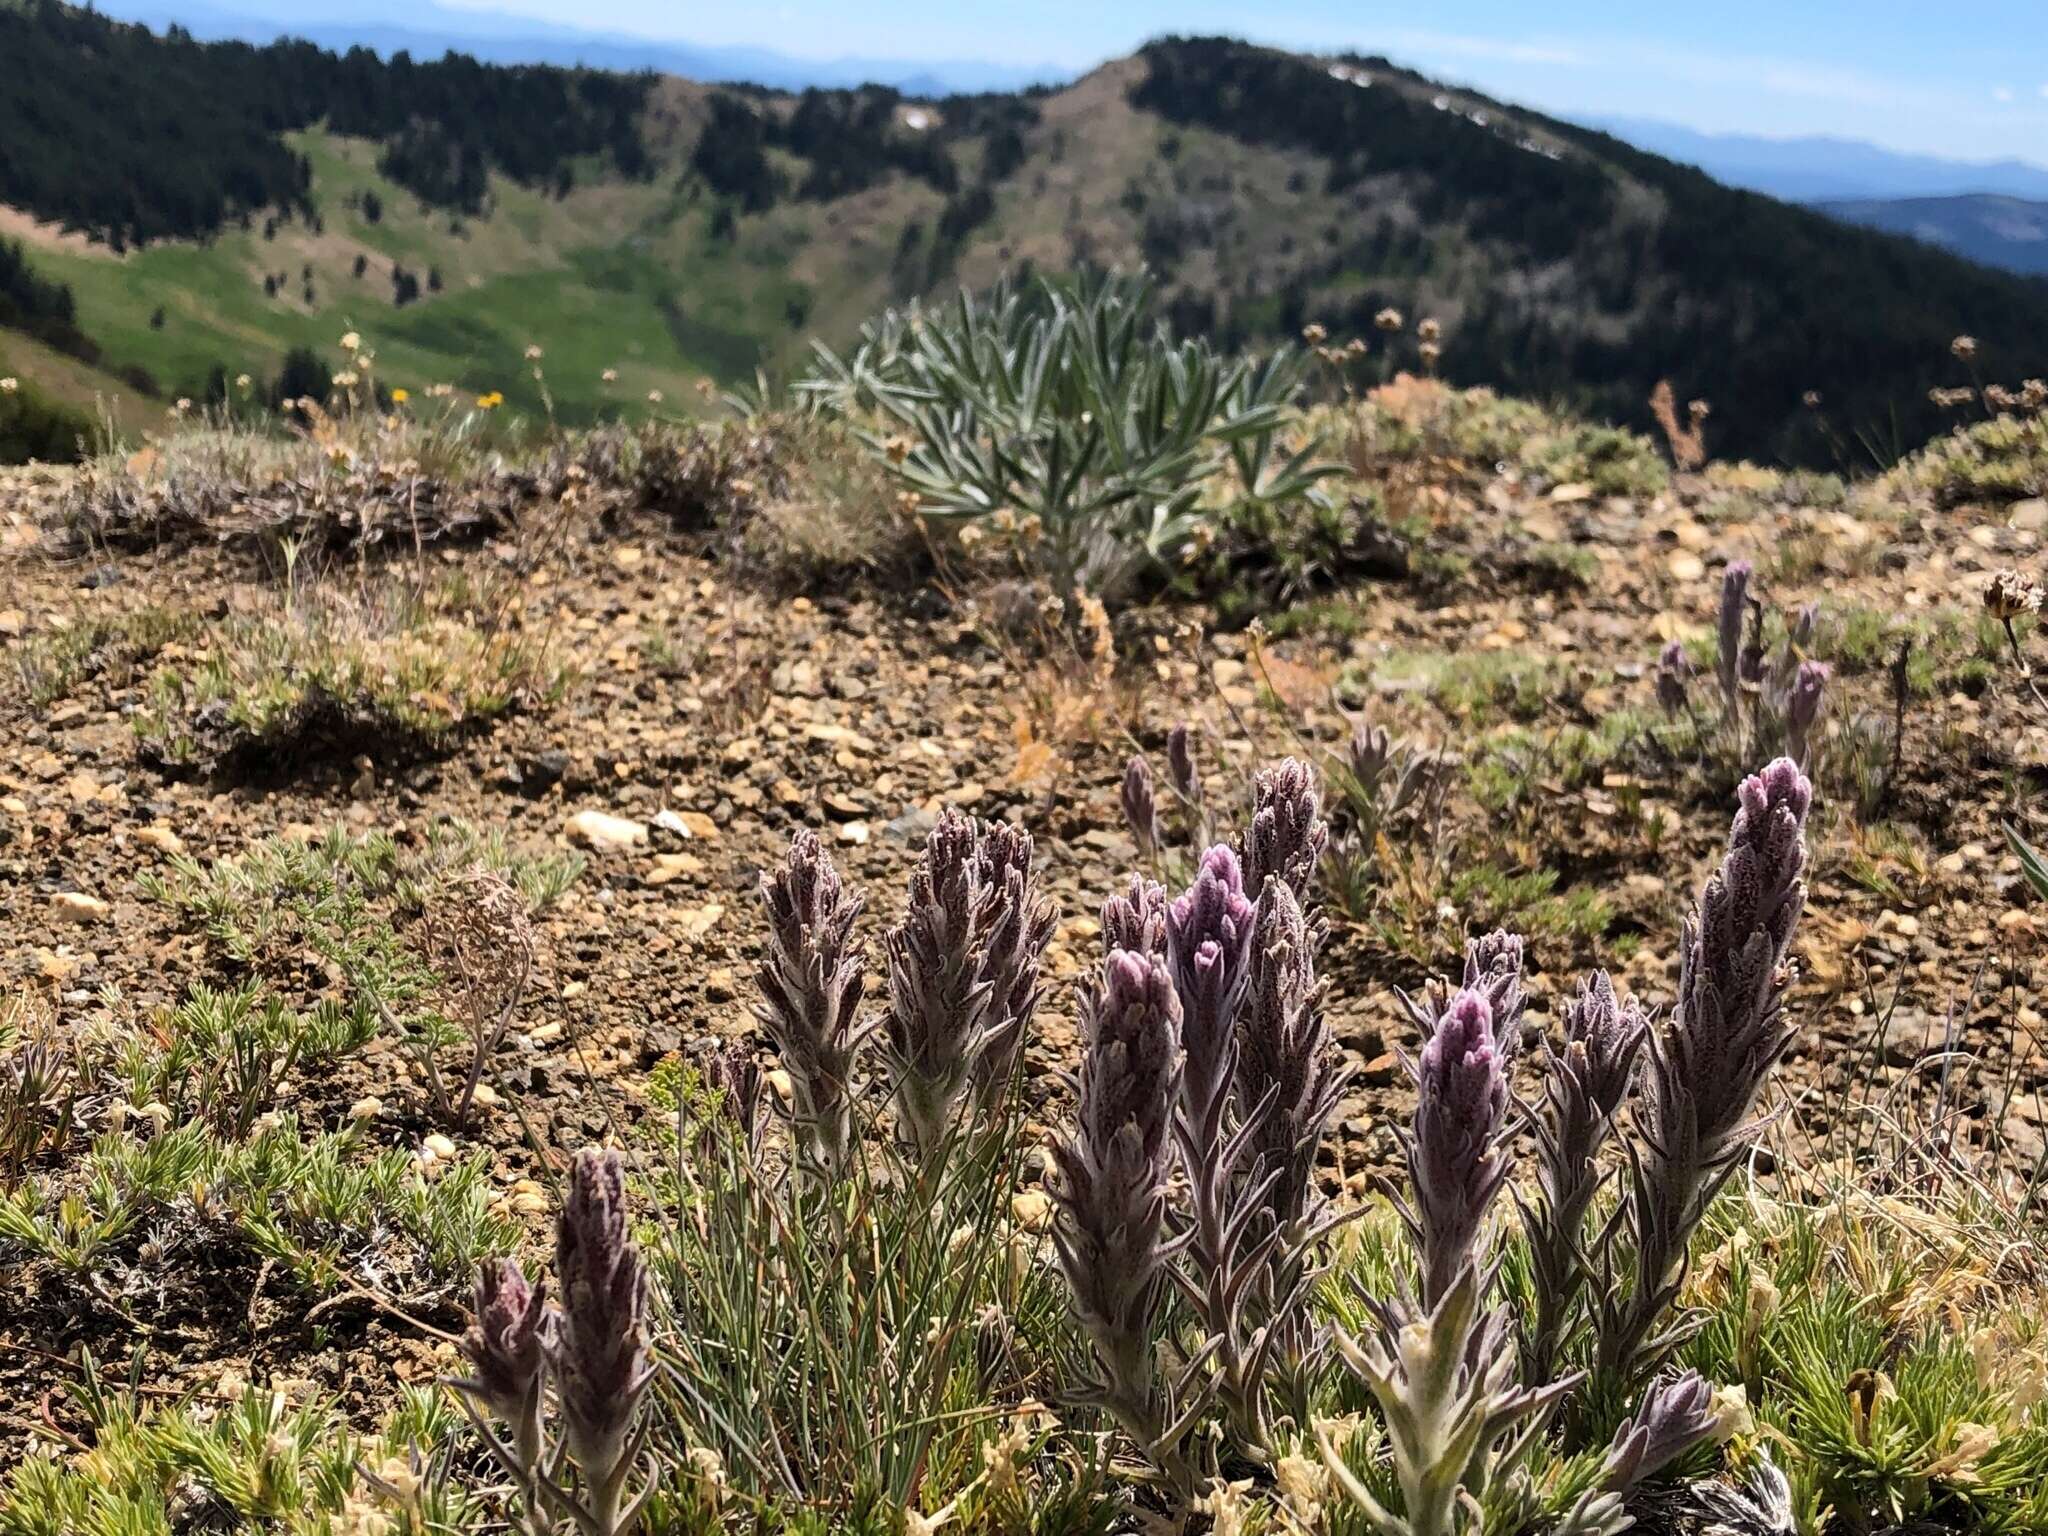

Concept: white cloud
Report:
left=2040, top=82, right=2048, bottom=99
left=1993, top=85, right=2016, bottom=103
left=1375, top=28, right=1584, bottom=68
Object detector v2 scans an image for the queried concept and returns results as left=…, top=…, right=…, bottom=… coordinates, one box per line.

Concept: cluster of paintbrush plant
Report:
left=449, top=752, right=1814, bottom=1535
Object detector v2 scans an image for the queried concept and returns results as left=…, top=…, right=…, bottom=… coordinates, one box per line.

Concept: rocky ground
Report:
left=3, top=439, right=2047, bottom=1444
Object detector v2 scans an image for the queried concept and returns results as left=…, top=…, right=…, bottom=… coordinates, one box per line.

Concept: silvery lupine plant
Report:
left=969, top=820, right=1057, bottom=1107
left=1516, top=972, right=1649, bottom=1385
left=1597, top=758, right=1811, bottom=1390
left=1122, top=753, right=1164, bottom=861
left=883, top=808, right=998, bottom=1159
left=1049, top=944, right=1187, bottom=1464
left=1164, top=844, right=1274, bottom=1442
left=755, top=830, right=873, bottom=1185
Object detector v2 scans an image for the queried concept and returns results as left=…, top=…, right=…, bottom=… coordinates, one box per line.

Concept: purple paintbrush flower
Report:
left=883, top=808, right=998, bottom=1157
left=1406, top=988, right=1511, bottom=1309
left=1716, top=561, right=1752, bottom=712
left=1518, top=971, right=1649, bottom=1382
left=1461, top=928, right=1527, bottom=1070
left=551, top=1148, right=653, bottom=1533
left=1050, top=947, right=1184, bottom=1448
left=1656, top=641, right=1691, bottom=718
left=755, top=829, right=873, bottom=1183
left=1239, top=878, right=1343, bottom=1244
left=1167, top=846, right=1257, bottom=1134
left=1101, top=873, right=1169, bottom=959
left=1785, top=659, right=1828, bottom=768
left=1166, top=723, right=1200, bottom=805
left=1122, top=754, right=1164, bottom=859
left=1238, top=876, right=1347, bottom=1391
left=1242, top=759, right=1329, bottom=910
left=1601, top=1371, right=1730, bottom=1491
left=969, top=821, right=1057, bottom=1105
left=456, top=1257, right=549, bottom=1465
left=1600, top=758, right=1811, bottom=1386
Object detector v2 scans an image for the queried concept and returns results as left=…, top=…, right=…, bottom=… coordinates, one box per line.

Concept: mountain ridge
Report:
left=3, top=11, right=2046, bottom=469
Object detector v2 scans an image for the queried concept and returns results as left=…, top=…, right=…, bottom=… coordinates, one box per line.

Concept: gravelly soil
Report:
left=3, top=448, right=2046, bottom=1442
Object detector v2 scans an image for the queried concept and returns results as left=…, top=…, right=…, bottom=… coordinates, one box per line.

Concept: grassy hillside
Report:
left=0, top=327, right=156, bottom=443
left=3, top=12, right=2047, bottom=465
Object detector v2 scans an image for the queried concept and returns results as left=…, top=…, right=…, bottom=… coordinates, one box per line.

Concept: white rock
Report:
left=136, top=824, right=187, bottom=856
left=50, top=891, right=110, bottom=924
left=566, top=809, right=649, bottom=852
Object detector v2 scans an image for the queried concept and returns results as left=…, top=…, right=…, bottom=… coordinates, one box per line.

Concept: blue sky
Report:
left=438, top=0, right=2048, bottom=160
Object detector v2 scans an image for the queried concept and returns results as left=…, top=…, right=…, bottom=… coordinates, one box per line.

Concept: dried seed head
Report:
left=1986, top=568, right=2044, bottom=622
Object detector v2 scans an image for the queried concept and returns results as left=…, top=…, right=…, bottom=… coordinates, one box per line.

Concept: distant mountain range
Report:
left=1816, top=194, right=2048, bottom=277
left=82, top=0, right=1070, bottom=94
left=1588, top=116, right=2048, bottom=203
left=1587, top=117, right=2048, bottom=276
